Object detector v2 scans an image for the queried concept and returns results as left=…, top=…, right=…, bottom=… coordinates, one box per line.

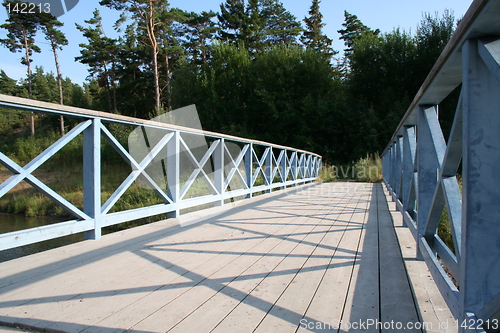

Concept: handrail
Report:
left=0, top=94, right=320, bottom=158
left=381, top=0, right=500, bottom=331
left=382, top=0, right=493, bottom=155
left=0, top=94, right=322, bottom=251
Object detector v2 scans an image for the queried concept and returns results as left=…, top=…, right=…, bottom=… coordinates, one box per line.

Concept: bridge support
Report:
left=460, top=38, right=500, bottom=331
left=213, top=139, right=224, bottom=207
left=84, top=119, right=102, bottom=240
left=167, top=131, right=180, bottom=218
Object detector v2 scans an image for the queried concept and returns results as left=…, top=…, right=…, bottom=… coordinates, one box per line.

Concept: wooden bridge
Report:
left=0, top=183, right=453, bottom=332
left=2, top=0, right=500, bottom=332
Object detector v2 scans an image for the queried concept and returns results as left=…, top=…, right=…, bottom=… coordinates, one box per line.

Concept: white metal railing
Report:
left=0, top=94, right=321, bottom=250
left=382, top=0, right=500, bottom=331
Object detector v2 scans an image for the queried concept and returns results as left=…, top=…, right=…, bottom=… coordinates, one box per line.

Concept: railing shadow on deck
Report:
left=345, top=184, right=422, bottom=333
left=0, top=183, right=364, bottom=332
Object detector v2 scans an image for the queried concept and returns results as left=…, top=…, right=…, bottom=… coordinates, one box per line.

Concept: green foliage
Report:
left=338, top=11, right=380, bottom=56
left=218, top=0, right=302, bottom=52
left=354, top=154, right=382, bottom=183
left=301, top=0, right=334, bottom=57
left=317, top=164, right=338, bottom=183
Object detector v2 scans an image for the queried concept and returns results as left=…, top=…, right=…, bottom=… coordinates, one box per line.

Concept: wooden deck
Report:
left=0, top=183, right=453, bottom=333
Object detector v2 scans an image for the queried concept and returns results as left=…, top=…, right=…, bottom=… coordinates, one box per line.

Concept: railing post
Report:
left=83, top=118, right=102, bottom=240
left=280, top=149, right=287, bottom=190
left=291, top=151, right=297, bottom=186
left=167, top=131, right=180, bottom=218
left=417, top=105, right=439, bottom=260
left=459, top=38, right=500, bottom=329
left=402, top=126, right=417, bottom=214
left=244, top=143, right=253, bottom=198
left=213, top=139, right=224, bottom=206
left=395, top=136, right=403, bottom=202
left=265, top=147, right=272, bottom=193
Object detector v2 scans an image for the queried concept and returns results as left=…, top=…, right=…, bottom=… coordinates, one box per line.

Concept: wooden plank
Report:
left=79, top=188, right=326, bottom=332
left=337, top=184, right=379, bottom=333
left=382, top=187, right=456, bottom=333
left=0, top=183, right=454, bottom=333
left=177, top=189, right=357, bottom=333
left=377, top=184, right=421, bottom=332
left=132, top=188, right=350, bottom=332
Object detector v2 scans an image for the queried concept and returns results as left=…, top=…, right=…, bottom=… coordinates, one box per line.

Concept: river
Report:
left=0, top=213, right=84, bottom=263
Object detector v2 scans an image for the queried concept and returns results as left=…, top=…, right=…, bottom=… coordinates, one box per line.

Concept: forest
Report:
left=0, top=0, right=459, bottom=164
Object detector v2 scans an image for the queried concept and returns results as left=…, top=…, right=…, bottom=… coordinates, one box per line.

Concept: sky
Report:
left=0, top=0, right=474, bottom=86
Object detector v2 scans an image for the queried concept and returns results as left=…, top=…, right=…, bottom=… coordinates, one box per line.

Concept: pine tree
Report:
left=338, top=11, right=379, bottom=57
left=100, top=0, right=171, bottom=115
left=0, top=0, right=42, bottom=135
left=39, top=12, right=68, bottom=134
left=76, top=9, right=119, bottom=113
left=184, top=11, right=219, bottom=64
left=301, top=0, right=334, bottom=57
left=260, top=0, right=302, bottom=47
left=218, top=0, right=246, bottom=44
left=218, top=0, right=301, bottom=53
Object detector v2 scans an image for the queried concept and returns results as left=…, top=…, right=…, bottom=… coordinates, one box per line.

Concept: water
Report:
left=0, top=213, right=84, bottom=263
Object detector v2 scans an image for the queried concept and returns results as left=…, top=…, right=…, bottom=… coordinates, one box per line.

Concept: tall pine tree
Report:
left=338, top=11, right=379, bottom=57
left=0, top=0, right=42, bottom=135
left=76, top=9, right=119, bottom=113
left=39, top=12, right=68, bottom=134
left=218, top=0, right=301, bottom=53
left=301, top=0, right=334, bottom=57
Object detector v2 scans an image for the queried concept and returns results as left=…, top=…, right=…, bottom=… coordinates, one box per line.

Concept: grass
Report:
left=317, top=154, right=382, bottom=183
left=437, top=174, right=462, bottom=254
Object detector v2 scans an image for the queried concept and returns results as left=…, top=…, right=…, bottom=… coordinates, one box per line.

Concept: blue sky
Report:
left=0, top=0, right=473, bottom=86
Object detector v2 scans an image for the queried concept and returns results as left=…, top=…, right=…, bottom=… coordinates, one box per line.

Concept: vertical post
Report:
left=83, top=118, right=101, bottom=240
left=244, top=143, right=253, bottom=198
left=265, top=147, right=272, bottom=193
left=460, top=39, right=500, bottom=328
left=293, top=151, right=298, bottom=186
left=417, top=105, right=440, bottom=260
left=402, top=126, right=417, bottom=212
left=390, top=144, right=397, bottom=191
left=167, top=131, right=180, bottom=218
left=213, top=139, right=224, bottom=206
left=395, top=136, right=403, bottom=201
left=280, top=150, right=287, bottom=189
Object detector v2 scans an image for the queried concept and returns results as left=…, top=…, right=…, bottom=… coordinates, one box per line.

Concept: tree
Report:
left=76, top=9, right=119, bottom=113
left=0, top=0, right=42, bottom=135
left=183, top=11, right=219, bottom=64
left=100, top=0, right=171, bottom=115
left=218, top=0, right=247, bottom=44
left=0, top=70, right=24, bottom=96
left=39, top=12, right=68, bottom=134
left=157, top=7, right=187, bottom=111
left=260, top=0, right=302, bottom=47
left=415, top=10, right=456, bottom=84
left=338, top=11, right=379, bottom=57
left=218, top=0, right=301, bottom=53
left=300, top=0, right=334, bottom=57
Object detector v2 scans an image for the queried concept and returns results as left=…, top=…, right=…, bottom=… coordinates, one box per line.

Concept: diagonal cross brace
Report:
left=101, top=132, right=174, bottom=215
left=224, top=144, right=249, bottom=191
left=251, top=147, right=271, bottom=186
left=179, top=138, right=219, bottom=199
left=101, top=125, right=172, bottom=205
left=0, top=121, right=92, bottom=220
